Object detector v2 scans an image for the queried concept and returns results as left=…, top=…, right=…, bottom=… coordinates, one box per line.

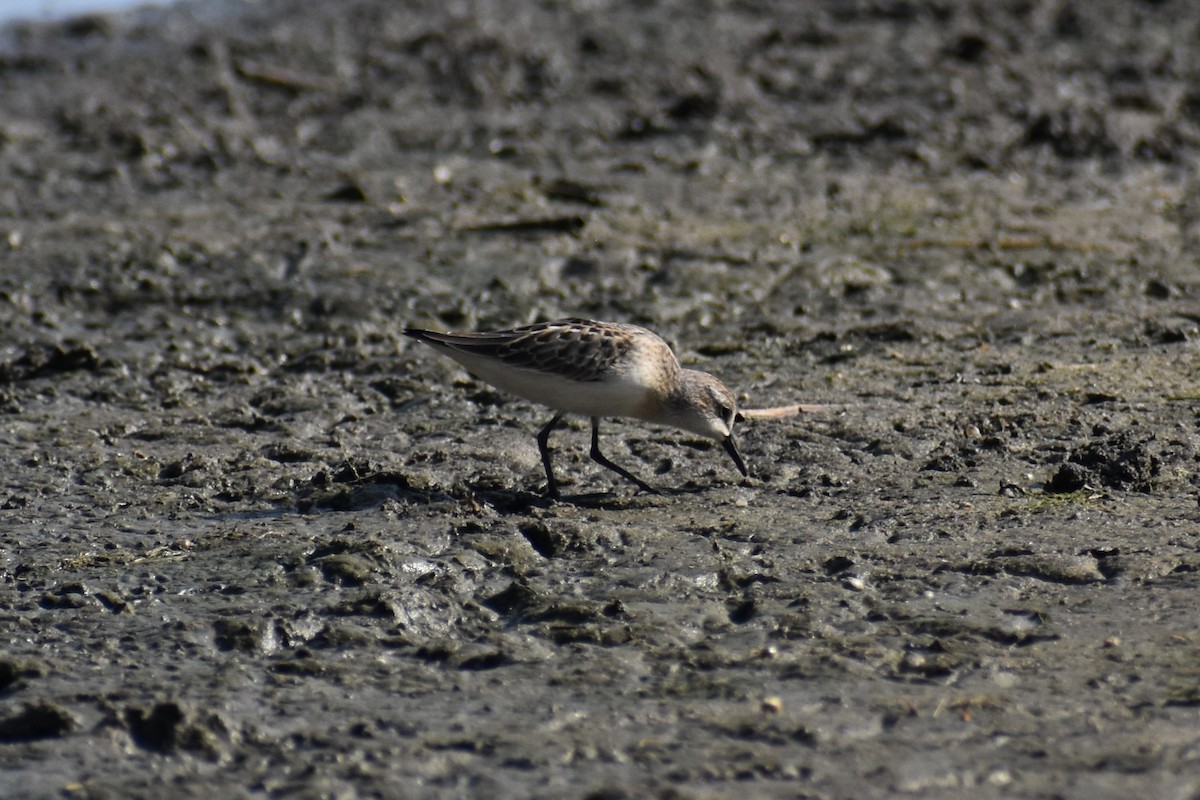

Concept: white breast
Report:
left=431, top=348, right=654, bottom=420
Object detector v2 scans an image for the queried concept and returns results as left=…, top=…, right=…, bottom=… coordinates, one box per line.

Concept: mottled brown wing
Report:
left=407, top=319, right=638, bottom=382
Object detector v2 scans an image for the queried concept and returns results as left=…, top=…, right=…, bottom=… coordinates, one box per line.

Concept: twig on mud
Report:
left=738, top=403, right=847, bottom=420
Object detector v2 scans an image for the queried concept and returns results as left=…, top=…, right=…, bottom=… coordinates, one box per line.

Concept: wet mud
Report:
left=1, top=1, right=1198, bottom=798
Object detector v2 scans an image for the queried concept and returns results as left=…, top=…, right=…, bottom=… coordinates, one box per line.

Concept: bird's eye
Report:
left=716, top=403, right=732, bottom=422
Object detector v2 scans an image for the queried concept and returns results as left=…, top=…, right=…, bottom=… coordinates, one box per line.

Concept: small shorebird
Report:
left=404, top=318, right=748, bottom=498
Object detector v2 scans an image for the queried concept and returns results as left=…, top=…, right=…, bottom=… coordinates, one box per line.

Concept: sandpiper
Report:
left=404, top=318, right=748, bottom=498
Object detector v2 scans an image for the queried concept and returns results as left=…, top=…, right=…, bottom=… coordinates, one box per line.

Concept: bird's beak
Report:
left=722, top=435, right=748, bottom=477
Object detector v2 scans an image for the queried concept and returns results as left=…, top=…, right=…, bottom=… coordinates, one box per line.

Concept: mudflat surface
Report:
left=1, top=1, right=1199, bottom=798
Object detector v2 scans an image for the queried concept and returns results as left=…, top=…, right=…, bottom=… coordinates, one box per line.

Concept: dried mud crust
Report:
left=1, top=1, right=1200, bottom=798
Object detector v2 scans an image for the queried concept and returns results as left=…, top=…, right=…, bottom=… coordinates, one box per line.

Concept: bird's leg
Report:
left=589, top=417, right=657, bottom=494
left=537, top=412, right=565, bottom=499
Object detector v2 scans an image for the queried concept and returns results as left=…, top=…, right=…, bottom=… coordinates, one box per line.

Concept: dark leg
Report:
left=589, top=418, right=657, bottom=495
left=537, top=412, right=565, bottom=499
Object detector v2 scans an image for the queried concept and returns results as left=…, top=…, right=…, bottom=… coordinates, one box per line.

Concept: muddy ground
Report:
left=1, top=0, right=1198, bottom=797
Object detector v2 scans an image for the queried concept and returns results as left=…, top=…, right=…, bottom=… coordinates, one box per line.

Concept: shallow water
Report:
left=1, top=0, right=171, bottom=24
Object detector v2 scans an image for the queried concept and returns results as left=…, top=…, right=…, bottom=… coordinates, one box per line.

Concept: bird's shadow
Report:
left=476, top=481, right=708, bottom=513
left=292, top=464, right=720, bottom=515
